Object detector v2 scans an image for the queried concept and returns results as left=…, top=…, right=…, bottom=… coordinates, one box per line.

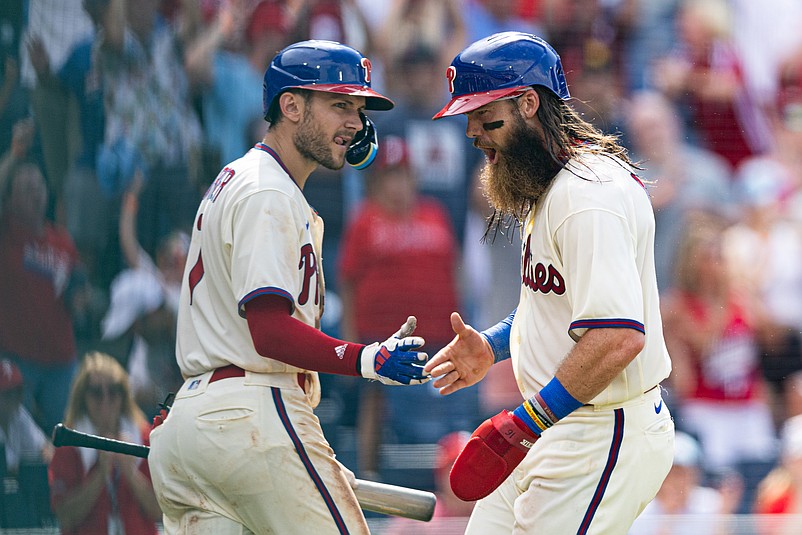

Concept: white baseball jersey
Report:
left=510, top=152, right=672, bottom=405
left=176, top=143, right=325, bottom=382
left=151, top=143, right=370, bottom=533
left=467, top=152, right=675, bottom=535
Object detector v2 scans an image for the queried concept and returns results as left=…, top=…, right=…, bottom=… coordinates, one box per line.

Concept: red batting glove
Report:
left=151, top=408, right=168, bottom=431
left=449, top=410, right=539, bottom=501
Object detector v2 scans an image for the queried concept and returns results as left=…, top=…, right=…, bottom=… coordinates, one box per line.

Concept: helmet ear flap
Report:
left=346, top=113, right=378, bottom=170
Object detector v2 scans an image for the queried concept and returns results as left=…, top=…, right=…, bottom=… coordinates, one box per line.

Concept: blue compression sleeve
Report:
left=480, top=309, right=516, bottom=363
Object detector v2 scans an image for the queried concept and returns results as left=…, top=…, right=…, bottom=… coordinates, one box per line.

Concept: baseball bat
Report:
left=52, top=424, right=436, bottom=522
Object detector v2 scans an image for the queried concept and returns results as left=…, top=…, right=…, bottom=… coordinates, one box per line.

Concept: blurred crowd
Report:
left=2, top=0, right=802, bottom=531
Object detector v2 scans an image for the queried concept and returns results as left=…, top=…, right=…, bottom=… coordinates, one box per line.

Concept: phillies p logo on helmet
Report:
left=361, top=57, right=372, bottom=84
left=446, top=66, right=457, bottom=95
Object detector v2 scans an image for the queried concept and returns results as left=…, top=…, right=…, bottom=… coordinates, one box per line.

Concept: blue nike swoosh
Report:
left=654, top=400, right=663, bottom=414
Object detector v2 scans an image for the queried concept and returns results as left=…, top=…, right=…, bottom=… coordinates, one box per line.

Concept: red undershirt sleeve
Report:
left=245, top=294, right=365, bottom=376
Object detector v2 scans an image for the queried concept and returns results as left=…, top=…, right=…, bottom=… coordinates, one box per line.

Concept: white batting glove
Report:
left=360, top=316, right=430, bottom=386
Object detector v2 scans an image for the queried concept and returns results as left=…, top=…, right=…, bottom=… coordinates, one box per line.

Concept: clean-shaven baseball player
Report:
left=148, top=40, right=431, bottom=534
left=424, top=32, right=676, bottom=534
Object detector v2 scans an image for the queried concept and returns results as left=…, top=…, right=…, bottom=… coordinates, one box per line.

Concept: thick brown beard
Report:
left=294, top=106, right=345, bottom=171
left=480, top=110, right=562, bottom=220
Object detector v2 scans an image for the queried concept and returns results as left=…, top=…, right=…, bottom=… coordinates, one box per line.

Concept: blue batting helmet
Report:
left=433, top=32, right=570, bottom=119
left=264, top=40, right=393, bottom=121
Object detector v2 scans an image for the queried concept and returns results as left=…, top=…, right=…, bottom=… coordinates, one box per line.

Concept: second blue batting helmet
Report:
left=264, top=40, right=394, bottom=121
left=433, top=32, right=570, bottom=119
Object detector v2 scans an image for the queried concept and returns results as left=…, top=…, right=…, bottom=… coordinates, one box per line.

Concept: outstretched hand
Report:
left=424, top=312, right=494, bottom=395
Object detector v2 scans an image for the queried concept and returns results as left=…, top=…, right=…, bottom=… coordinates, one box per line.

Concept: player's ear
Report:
left=279, top=92, right=304, bottom=123
left=517, top=89, right=540, bottom=119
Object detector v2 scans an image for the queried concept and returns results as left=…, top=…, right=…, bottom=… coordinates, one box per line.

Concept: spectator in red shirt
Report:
left=661, top=214, right=777, bottom=474
left=339, top=135, right=460, bottom=348
left=653, top=0, right=771, bottom=170
left=48, top=351, right=160, bottom=535
left=0, top=121, right=89, bottom=434
left=338, top=136, right=474, bottom=478
left=0, top=358, right=53, bottom=476
left=752, top=413, right=802, bottom=535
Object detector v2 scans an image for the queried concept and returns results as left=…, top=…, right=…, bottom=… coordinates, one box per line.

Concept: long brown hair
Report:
left=483, top=87, right=637, bottom=241
left=63, top=351, right=146, bottom=430
left=534, top=85, right=635, bottom=168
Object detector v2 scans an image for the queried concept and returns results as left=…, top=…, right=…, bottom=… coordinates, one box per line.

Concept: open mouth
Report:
left=334, top=135, right=351, bottom=148
left=481, top=147, right=499, bottom=164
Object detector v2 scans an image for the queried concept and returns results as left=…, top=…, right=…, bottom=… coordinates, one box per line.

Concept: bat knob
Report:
left=51, top=423, right=66, bottom=446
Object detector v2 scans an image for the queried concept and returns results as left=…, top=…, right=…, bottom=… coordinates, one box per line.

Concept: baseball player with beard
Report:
left=148, top=40, right=430, bottom=534
left=424, top=32, right=675, bottom=534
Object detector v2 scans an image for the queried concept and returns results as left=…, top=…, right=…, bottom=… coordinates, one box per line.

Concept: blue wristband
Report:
left=480, top=309, right=515, bottom=364
left=539, top=376, right=583, bottom=421
left=513, top=377, right=583, bottom=436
